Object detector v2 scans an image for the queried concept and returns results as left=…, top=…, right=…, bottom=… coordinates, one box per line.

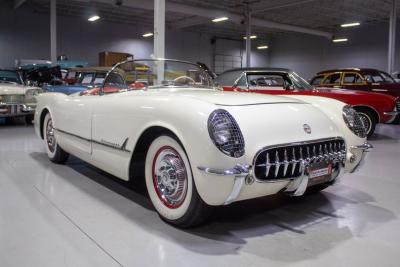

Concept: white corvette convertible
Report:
left=34, top=59, right=372, bottom=227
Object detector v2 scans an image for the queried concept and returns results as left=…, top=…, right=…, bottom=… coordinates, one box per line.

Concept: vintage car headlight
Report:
left=342, top=105, right=367, bottom=138
left=25, top=89, right=42, bottom=103
left=208, top=109, right=245, bottom=157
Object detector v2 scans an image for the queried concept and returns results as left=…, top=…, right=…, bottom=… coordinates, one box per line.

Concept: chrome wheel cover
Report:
left=46, top=118, right=56, bottom=153
left=358, top=113, right=372, bottom=135
left=152, top=146, right=188, bottom=209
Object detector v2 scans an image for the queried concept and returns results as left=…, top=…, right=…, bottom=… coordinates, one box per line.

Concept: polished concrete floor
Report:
left=0, top=120, right=399, bottom=267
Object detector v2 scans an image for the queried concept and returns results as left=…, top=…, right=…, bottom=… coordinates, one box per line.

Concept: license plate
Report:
left=307, top=162, right=332, bottom=186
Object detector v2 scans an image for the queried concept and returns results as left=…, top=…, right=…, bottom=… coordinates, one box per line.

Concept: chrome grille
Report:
left=0, top=95, right=25, bottom=104
left=396, top=99, right=400, bottom=111
left=253, top=138, right=346, bottom=182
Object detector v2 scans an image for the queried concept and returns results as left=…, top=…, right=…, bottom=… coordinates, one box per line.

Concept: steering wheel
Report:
left=173, top=76, right=195, bottom=85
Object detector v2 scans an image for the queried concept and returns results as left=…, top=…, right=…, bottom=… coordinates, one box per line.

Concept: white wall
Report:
left=269, top=23, right=400, bottom=79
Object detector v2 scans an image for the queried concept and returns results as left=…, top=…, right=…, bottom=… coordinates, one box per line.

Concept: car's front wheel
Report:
left=355, top=109, right=376, bottom=138
left=145, top=135, right=211, bottom=227
left=43, top=113, right=69, bottom=164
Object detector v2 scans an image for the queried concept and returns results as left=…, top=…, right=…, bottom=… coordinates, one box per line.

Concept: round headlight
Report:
left=342, top=105, right=367, bottom=138
left=208, top=109, right=245, bottom=158
left=25, top=89, right=41, bottom=103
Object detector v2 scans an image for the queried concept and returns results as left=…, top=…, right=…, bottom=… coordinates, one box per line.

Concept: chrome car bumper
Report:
left=0, top=103, right=35, bottom=118
left=198, top=142, right=372, bottom=205
left=349, top=142, right=373, bottom=173
left=198, top=165, right=251, bottom=205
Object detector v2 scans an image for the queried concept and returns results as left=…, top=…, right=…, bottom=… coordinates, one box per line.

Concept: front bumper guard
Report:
left=349, top=142, right=373, bottom=173
left=198, top=165, right=251, bottom=205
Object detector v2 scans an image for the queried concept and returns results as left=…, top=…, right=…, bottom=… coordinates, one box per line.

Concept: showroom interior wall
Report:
left=0, top=3, right=268, bottom=69
left=269, top=22, right=400, bottom=79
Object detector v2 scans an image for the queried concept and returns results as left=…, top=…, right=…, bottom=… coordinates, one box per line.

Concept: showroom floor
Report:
left=0, top=122, right=399, bottom=267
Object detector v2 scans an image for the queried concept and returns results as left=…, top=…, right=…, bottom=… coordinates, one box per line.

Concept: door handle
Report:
left=372, top=89, right=388, bottom=92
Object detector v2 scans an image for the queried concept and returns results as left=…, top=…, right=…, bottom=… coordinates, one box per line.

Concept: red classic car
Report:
left=216, top=68, right=399, bottom=137
left=310, top=68, right=400, bottom=98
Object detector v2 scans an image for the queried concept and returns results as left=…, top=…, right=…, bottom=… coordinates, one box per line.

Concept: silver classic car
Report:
left=0, top=69, right=42, bottom=124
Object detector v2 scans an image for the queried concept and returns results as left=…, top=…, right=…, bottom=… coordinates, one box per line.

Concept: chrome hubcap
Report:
left=153, top=147, right=188, bottom=209
left=46, top=119, right=56, bottom=152
left=358, top=113, right=372, bottom=135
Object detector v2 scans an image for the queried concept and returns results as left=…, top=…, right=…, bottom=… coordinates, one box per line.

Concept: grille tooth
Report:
left=254, top=139, right=345, bottom=181
left=283, top=149, right=289, bottom=176
left=265, top=152, right=271, bottom=177
left=274, top=150, right=280, bottom=177
left=291, top=148, right=297, bottom=176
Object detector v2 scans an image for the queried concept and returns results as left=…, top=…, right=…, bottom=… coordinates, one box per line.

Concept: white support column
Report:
left=245, top=9, right=251, bottom=67
left=154, top=0, right=165, bottom=59
left=50, top=0, right=57, bottom=64
left=154, top=0, right=165, bottom=84
left=388, top=0, right=397, bottom=74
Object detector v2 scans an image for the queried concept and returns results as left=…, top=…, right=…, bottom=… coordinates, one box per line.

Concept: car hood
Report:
left=0, top=83, right=40, bottom=95
left=123, top=88, right=304, bottom=105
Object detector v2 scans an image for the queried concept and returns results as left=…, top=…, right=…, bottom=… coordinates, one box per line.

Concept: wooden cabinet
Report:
left=99, top=52, right=133, bottom=67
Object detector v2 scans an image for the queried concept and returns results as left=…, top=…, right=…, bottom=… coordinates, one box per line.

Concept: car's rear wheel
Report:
left=355, top=109, right=376, bottom=138
left=145, top=135, right=211, bottom=227
left=43, top=113, right=69, bottom=164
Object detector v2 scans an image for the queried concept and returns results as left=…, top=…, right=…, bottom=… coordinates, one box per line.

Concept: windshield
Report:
left=102, top=59, right=214, bottom=92
left=0, top=70, right=23, bottom=84
left=244, top=71, right=314, bottom=91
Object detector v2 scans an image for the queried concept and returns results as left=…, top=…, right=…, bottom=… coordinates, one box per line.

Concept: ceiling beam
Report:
left=85, top=0, right=333, bottom=38
left=251, top=0, right=319, bottom=13
left=14, top=0, right=27, bottom=9
left=169, top=17, right=211, bottom=29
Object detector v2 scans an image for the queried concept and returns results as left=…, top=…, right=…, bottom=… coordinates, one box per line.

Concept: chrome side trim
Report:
left=383, top=111, right=400, bottom=116
left=197, top=164, right=251, bottom=205
left=55, top=128, right=131, bottom=153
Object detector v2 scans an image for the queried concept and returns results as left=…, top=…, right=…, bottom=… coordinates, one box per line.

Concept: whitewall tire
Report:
left=43, top=113, right=69, bottom=164
left=145, top=135, right=211, bottom=227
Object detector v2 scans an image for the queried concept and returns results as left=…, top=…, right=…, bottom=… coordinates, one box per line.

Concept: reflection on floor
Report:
left=0, top=120, right=399, bottom=267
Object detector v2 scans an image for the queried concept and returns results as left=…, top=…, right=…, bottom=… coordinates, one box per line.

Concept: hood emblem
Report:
left=303, top=124, right=312, bottom=134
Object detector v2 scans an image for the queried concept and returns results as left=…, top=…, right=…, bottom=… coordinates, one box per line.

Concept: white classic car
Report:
left=34, top=59, right=372, bottom=227
left=0, top=69, right=42, bottom=124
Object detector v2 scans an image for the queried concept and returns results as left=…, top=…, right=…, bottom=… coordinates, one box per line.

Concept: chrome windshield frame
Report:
left=100, top=58, right=215, bottom=95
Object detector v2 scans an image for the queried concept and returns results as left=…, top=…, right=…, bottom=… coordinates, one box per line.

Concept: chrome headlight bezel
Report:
left=208, top=109, right=245, bottom=158
left=25, top=88, right=41, bottom=103
left=342, top=105, right=367, bottom=138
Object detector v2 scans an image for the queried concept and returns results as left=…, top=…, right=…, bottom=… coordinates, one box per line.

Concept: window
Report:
left=235, top=74, right=247, bottom=88
left=310, top=75, right=324, bottom=85
left=378, top=71, right=395, bottom=84
left=80, top=73, right=94, bottom=84
left=0, top=70, right=22, bottom=84
left=215, top=70, right=243, bottom=86
left=322, top=73, right=341, bottom=85
left=343, top=73, right=364, bottom=84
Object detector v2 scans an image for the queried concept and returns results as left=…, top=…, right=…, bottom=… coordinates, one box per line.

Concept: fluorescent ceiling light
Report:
left=142, top=32, right=154, bottom=38
left=257, top=45, right=269, bottom=50
left=243, top=35, right=257, bottom=40
left=341, top=22, right=360, bottom=28
left=88, top=15, right=100, bottom=22
left=332, top=38, right=348, bottom=43
left=212, top=17, right=229, bottom=23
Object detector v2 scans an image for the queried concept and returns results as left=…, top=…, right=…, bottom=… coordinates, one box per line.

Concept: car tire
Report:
left=355, top=109, right=376, bottom=138
left=145, top=135, right=211, bottom=228
left=43, top=113, right=69, bottom=164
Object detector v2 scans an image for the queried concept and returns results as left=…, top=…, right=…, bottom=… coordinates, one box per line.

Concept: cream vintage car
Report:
left=0, top=69, right=42, bottom=124
left=34, top=59, right=371, bottom=227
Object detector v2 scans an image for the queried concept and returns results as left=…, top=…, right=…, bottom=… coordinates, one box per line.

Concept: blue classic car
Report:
left=44, top=67, right=113, bottom=95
